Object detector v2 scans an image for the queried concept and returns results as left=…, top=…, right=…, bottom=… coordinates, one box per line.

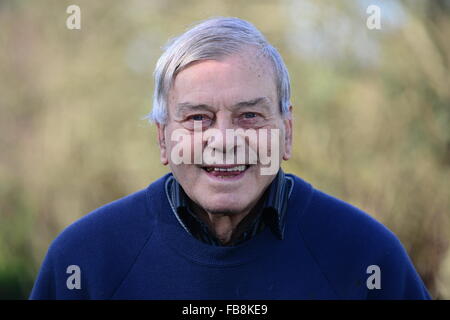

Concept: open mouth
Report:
left=200, top=165, right=251, bottom=178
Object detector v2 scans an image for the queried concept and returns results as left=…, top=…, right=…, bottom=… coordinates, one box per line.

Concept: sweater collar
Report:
left=166, top=168, right=293, bottom=242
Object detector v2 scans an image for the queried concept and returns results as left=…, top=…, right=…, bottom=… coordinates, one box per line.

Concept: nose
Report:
left=204, top=112, right=235, bottom=153
left=201, top=111, right=244, bottom=166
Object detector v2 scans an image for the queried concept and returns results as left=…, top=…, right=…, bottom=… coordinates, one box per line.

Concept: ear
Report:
left=282, top=106, right=293, bottom=161
left=156, top=123, right=169, bottom=165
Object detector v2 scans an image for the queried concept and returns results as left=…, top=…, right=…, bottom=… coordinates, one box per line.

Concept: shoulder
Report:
left=288, top=174, right=430, bottom=299
left=287, top=174, right=398, bottom=258
left=32, top=174, right=169, bottom=299
left=51, top=184, right=154, bottom=255
left=297, top=184, right=400, bottom=260
left=52, top=174, right=170, bottom=251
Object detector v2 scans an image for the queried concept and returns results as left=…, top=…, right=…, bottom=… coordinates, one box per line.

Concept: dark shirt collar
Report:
left=261, top=168, right=293, bottom=239
left=166, top=169, right=293, bottom=245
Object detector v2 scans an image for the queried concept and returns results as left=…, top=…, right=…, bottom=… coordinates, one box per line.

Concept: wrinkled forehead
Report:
left=167, top=48, right=278, bottom=112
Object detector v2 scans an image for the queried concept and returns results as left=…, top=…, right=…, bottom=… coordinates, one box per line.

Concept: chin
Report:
left=199, top=196, right=249, bottom=215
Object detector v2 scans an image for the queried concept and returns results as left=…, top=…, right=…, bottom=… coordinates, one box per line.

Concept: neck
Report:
left=189, top=195, right=267, bottom=245
left=189, top=201, right=250, bottom=245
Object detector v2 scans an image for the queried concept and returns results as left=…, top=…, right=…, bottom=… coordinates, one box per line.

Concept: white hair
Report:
left=145, top=17, right=291, bottom=124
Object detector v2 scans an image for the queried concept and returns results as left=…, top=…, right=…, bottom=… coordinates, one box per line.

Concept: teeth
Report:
left=205, top=165, right=247, bottom=172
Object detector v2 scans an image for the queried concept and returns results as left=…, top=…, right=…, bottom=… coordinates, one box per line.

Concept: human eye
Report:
left=243, top=112, right=257, bottom=119
left=184, top=114, right=213, bottom=130
left=237, top=111, right=265, bottom=128
left=190, top=114, right=206, bottom=121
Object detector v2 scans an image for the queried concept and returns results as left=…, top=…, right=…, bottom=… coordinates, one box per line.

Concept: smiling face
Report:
left=157, top=47, right=292, bottom=216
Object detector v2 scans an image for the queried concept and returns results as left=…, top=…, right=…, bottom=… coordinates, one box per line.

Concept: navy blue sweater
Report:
left=30, top=173, right=431, bottom=299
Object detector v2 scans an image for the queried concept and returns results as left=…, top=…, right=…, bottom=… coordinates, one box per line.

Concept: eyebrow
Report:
left=175, top=103, right=215, bottom=117
left=233, top=97, right=270, bottom=108
left=175, top=97, right=271, bottom=116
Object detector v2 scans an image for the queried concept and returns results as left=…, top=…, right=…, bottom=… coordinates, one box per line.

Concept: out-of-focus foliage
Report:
left=0, top=0, right=449, bottom=299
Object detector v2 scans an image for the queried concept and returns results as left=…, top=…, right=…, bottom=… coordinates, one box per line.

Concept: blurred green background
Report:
left=0, top=0, right=449, bottom=299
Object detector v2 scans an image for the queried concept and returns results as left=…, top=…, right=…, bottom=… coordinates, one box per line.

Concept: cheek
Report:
left=169, top=163, right=201, bottom=190
left=258, top=127, right=284, bottom=158
left=274, top=122, right=287, bottom=153
left=279, top=130, right=286, bottom=154
left=165, top=130, right=196, bottom=165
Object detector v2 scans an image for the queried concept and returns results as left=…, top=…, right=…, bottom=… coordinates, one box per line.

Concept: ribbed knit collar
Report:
left=166, top=169, right=293, bottom=245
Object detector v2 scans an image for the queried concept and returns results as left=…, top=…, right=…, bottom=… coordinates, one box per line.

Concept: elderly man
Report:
left=30, top=17, right=430, bottom=299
